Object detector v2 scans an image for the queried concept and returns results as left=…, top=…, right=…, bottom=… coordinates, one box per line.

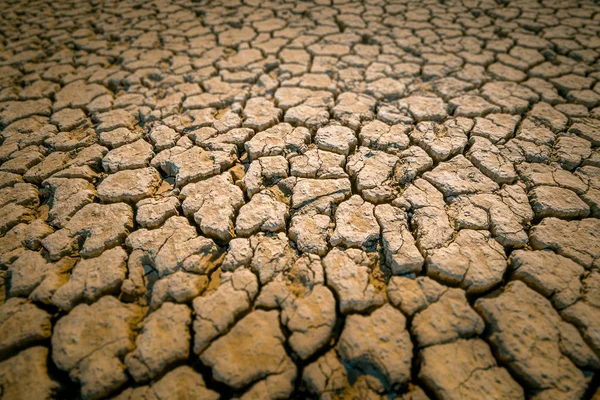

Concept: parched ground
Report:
left=1, top=0, right=600, bottom=398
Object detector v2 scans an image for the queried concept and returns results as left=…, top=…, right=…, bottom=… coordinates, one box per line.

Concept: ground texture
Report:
left=0, top=0, right=600, bottom=399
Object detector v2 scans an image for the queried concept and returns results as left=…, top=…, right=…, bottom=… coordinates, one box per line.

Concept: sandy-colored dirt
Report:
left=0, top=0, right=599, bottom=398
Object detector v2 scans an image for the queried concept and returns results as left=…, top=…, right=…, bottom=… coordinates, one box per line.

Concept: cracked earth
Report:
left=1, top=0, right=600, bottom=399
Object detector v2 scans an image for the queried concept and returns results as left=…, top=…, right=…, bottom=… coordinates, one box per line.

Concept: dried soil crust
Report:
left=0, top=0, right=599, bottom=399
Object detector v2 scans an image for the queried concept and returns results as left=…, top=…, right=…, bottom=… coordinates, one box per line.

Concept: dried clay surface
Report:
left=0, top=0, right=600, bottom=399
